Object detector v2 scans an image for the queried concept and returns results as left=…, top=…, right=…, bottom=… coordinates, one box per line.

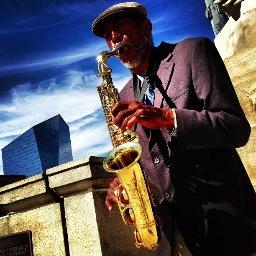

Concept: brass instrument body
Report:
left=97, top=47, right=159, bottom=250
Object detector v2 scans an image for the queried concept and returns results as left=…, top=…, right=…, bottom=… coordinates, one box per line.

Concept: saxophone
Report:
left=96, top=43, right=159, bottom=250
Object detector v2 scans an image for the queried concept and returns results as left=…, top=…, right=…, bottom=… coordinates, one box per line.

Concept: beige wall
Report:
left=215, top=0, right=256, bottom=185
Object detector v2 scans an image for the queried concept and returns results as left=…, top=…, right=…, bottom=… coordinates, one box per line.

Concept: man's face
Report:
left=103, top=17, right=152, bottom=70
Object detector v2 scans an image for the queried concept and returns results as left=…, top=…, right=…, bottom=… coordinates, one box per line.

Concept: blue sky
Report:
left=0, top=0, right=214, bottom=174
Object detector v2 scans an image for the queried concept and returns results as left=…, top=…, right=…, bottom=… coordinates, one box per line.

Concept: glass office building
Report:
left=2, top=114, right=73, bottom=177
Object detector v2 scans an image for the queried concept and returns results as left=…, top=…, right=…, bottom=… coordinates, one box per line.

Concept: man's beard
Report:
left=121, top=58, right=142, bottom=69
left=117, top=35, right=150, bottom=69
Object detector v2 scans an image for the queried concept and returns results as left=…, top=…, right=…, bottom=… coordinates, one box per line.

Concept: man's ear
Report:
left=142, top=19, right=152, bottom=34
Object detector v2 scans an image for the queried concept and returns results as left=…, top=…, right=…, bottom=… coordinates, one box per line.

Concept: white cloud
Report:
left=0, top=68, right=131, bottom=175
left=0, top=71, right=100, bottom=138
left=0, top=41, right=106, bottom=74
left=71, top=121, right=112, bottom=158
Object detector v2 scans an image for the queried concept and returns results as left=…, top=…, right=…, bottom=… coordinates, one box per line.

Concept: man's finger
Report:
left=126, top=116, right=139, bottom=130
left=119, top=116, right=129, bottom=132
left=112, top=101, right=129, bottom=116
left=105, top=192, right=118, bottom=211
left=105, top=177, right=121, bottom=211
left=114, top=108, right=135, bottom=127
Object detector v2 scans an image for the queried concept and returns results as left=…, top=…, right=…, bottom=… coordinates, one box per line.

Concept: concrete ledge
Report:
left=0, top=156, right=115, bottom=215
left=0, top=174, right=46, bottom=204
left=0, top=174, right=52, bottom=214
left=46, top=156, right=115, bottom=196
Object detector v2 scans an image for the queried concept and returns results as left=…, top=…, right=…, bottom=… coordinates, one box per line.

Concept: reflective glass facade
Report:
left=2, top=114, right=73, bottom=177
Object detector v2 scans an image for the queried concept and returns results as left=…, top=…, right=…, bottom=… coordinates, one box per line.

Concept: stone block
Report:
left=0, top=203, right=65, bottom=256
left=64, top=190, right=155, bottom=256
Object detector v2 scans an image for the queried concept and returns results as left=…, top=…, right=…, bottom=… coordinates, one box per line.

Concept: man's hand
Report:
left=105, top=177, right=121, bottom=211
left=112, top=100, right=174, bottom=132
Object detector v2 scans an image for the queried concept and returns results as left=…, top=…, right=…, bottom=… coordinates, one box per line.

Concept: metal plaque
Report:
left=0, top=231, right=33, bottom=256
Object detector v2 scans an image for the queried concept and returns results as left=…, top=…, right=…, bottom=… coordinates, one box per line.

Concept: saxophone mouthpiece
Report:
left=113, top=42, right=131, bottom=56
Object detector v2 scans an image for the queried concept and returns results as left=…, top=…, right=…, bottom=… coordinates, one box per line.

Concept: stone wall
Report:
left=0, top=157, right=155, bottom=256
left=214, top=0, right=256, bottom=184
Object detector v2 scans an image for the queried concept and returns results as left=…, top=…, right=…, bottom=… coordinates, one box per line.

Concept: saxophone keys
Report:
left=124, top=208, right=135, bottom=225
left=114, top=186, right=129, bottom=205
left=134, top=230, right=143, bottom=248
left=120, top=188, right=129, bottom=204
left=115, top=186, right=135, bottom=225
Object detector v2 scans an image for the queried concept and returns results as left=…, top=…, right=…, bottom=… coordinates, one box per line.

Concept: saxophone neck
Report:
left=97, top=51, right=112, bottom=77
left=97, top=50, right=114, bottom=64
left=97, top=42, right=128, bottom=76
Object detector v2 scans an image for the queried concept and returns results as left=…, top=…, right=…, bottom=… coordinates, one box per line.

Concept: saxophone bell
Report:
left=103, top=141, right=141, bottom=172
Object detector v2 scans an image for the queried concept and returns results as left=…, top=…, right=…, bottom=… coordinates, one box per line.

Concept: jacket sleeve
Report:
left=174, top=38, right=251, bottom=149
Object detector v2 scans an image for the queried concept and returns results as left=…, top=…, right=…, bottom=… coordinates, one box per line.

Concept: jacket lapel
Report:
left=154, top=53, right=175, bottom=108
left=119, top=78, right=134, bottom=101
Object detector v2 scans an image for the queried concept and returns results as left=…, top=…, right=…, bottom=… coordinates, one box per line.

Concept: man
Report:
left=92, top=2, right=256, bottom=256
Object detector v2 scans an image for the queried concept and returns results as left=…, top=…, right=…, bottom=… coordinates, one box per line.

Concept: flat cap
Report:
left=92, top=2, right=147, bottom=37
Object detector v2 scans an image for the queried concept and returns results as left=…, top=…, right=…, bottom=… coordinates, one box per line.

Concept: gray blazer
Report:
left=119, top=38, right=256, bottom=253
